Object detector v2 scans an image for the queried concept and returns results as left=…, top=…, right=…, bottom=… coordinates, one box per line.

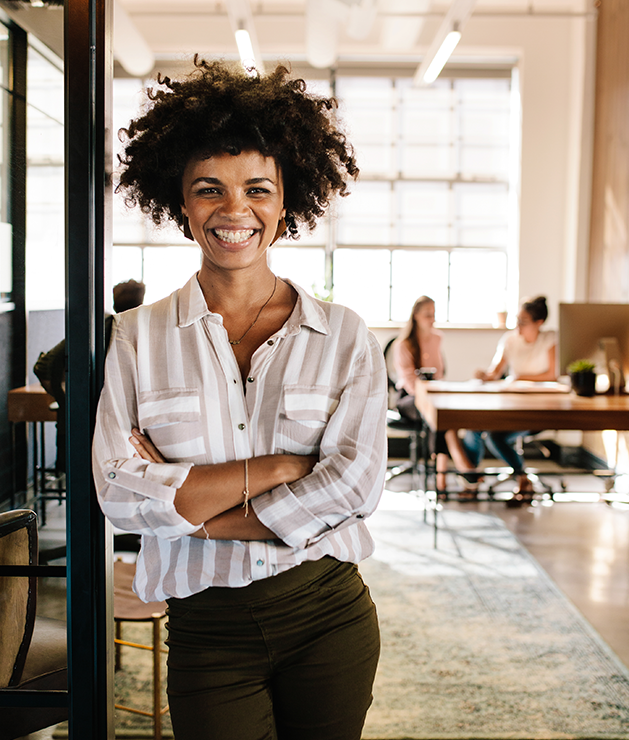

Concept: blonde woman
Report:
left=393, top=295, right=480, bottom=496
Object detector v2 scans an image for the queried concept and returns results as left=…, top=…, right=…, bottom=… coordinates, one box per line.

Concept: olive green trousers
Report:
left=165, top=557, right=380, bottom=740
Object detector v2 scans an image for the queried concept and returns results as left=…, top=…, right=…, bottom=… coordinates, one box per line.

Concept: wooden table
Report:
left=8, top=383, right=57, bottom=424
left=415, top=380, right=629, bottom=433
left=413, top=380, right=629, bottom=544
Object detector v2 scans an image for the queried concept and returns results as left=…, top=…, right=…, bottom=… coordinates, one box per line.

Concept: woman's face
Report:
left=181, top=149, right=286, bottom=275
left=414, top=301, right=435, bottom=333
left=516, top=308, right=543, bottom=341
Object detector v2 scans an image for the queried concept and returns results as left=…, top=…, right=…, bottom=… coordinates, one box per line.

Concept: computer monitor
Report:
left=559, top=303, right=629, bottom=391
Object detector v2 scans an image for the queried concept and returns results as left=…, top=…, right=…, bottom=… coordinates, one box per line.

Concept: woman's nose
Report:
left=220, top=191, right=249, bottom=216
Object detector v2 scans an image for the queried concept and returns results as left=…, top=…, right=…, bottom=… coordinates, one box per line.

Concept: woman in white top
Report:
left=468, top=296, right=557, bottom=506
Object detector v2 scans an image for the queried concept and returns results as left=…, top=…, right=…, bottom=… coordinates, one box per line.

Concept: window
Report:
left=331, top=73, right=517, bottom=325
left=0, top=25, right=10, bottom=300
left=25, top=43, right=64, bottom=309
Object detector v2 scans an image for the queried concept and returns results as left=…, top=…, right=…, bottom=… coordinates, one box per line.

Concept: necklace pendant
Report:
left=229, top=339, right=241, bottom=346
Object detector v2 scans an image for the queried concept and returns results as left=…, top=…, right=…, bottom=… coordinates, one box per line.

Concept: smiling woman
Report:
left=93, top=58, right=388, bottom=740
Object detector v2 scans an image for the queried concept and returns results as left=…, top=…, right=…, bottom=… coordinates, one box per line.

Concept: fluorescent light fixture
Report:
left=235, top=28, right=257, bottom=73
left=413, top=0, right=477, bottom=87
left=422, top=26, right=461, bottom=84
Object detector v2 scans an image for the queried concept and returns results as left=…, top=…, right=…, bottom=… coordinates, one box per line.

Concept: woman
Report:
left=469, top=295, right=557, bottom=506
left=393, top=295, right=480, bottom=495
left=92, top=59, right=387, bottom=740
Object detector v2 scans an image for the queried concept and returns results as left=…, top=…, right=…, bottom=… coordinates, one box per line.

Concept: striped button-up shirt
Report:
left=92, top=274, right=388, bottom=601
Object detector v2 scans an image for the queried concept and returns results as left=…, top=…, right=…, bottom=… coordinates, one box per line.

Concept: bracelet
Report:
left=201, top=522, right=210, bottom=540
left=243, top=457, right=250, bottom=517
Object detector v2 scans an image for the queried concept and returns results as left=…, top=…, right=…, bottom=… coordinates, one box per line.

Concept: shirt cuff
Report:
left=252, top=483, right=331, bottom=549
left=103, top=458, right=193, bottom=501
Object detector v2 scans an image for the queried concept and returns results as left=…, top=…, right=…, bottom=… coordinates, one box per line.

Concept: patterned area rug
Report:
left=361, top=496, right=629, bottom=739
left=52, top=500, right=629, bottom=739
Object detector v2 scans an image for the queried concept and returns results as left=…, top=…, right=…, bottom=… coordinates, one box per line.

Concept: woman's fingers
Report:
left=129, top=428, right=167, bottom=463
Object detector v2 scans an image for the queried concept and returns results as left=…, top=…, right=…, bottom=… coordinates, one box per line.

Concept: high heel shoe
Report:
left=456, top=475, right=480, bottom=501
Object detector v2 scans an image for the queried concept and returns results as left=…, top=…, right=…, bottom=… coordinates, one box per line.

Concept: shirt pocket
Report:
left=137, top=388, right=206, bottom=461
left=276, top=385, right=341, bottom=455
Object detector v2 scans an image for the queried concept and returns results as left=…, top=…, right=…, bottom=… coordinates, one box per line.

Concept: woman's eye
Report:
left=248, top=187, right=270, bottom=195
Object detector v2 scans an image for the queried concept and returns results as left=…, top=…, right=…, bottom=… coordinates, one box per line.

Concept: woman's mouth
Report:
left=212, top=228, right=256, bottom=244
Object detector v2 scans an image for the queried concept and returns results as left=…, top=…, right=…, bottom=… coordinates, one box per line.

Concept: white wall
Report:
left=371, top=326, right=505, bottom=381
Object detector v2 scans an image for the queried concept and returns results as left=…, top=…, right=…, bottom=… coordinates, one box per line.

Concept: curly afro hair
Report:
left=116, top=57, right=359, bottom=239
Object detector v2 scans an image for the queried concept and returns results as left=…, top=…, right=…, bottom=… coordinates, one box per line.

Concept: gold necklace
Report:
left=229, top=275, right=278, bottom=346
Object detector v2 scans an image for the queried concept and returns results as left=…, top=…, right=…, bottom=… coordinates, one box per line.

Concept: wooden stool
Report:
left=113, top=559, right=169, bottom=740
left=7, top=384, right=64, bottom=525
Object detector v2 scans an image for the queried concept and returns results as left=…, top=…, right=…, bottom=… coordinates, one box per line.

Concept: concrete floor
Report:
left=384, top=460, right=629, bottom=669
left=489, top=498, right=629, bottom=668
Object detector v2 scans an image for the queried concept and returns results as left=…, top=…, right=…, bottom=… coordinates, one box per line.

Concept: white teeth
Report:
left=214, top=228, right=255, bottom=244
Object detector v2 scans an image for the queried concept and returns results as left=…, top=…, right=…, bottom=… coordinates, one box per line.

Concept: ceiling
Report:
left=0, top=0, right=592, bottom=77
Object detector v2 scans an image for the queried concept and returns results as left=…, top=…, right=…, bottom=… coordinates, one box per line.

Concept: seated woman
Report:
left=393, top=295, right=480, bottom=496
left=468, top=295, right=557, bottom=506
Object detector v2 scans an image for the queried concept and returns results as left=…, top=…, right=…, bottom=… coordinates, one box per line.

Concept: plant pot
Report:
left=570, top=371, right=596, bottom=397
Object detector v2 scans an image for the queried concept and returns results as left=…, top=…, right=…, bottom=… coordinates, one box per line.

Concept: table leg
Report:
left=422, top=424, right=439, bottom=547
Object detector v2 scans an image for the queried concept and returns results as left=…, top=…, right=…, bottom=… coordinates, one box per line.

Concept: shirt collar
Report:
left=177, top=272, right=330, bottom=337
left=177, top=273, right=213, bottom=328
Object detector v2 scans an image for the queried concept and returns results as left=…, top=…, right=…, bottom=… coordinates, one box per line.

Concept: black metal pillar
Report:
left=9, top=22, right=27, bottom=494
left=64, top=0, right=114, bottom=737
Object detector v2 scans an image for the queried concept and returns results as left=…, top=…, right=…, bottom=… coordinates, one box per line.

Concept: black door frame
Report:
left=65, top=0, right=114, bottom=736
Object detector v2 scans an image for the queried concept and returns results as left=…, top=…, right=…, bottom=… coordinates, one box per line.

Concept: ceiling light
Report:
left=421, top=25, right=461, bottom=85
left=413, top=0, right=477, bottom=87
left=235, top=29, right=257, bottom=74
left=226, top=0, right=264, bottom=74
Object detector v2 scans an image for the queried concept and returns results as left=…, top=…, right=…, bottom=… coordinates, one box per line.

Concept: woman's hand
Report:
left=129, top=428, right=167, bottom=463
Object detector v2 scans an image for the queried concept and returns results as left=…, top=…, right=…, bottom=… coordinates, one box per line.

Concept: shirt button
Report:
left=256, top=559, right=265, bottom=566
left=247, top=377, right=254, bottom=383
left=267, top=339, right=274, bottom=346
left=108, top=472, right=116, bottom=479
left=238, top=423, right=246, bottom=430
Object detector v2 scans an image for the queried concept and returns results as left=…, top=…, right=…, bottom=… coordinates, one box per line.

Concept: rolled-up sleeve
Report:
left=92, top=320, right=199, bottom=540
left=252, top=332, right=388, bottom=549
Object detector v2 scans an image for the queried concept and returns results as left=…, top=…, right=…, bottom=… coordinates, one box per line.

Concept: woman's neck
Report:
left=416, top=326, right=432, bottom=341
left=197, top=264, right=277, bottom=316
left=523, top=329, right=541, bottom=344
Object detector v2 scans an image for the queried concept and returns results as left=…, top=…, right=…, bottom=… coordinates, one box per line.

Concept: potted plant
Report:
left=567, top=359, right=597, bottom=396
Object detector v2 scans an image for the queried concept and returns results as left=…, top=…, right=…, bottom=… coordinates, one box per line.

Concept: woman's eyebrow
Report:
left=191, top=176, right=277, bottom=186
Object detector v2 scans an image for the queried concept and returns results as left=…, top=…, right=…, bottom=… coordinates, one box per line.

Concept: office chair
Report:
left=383, top=337, right=427, bottom=492
left=0, top=509, right=67, bottom=740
